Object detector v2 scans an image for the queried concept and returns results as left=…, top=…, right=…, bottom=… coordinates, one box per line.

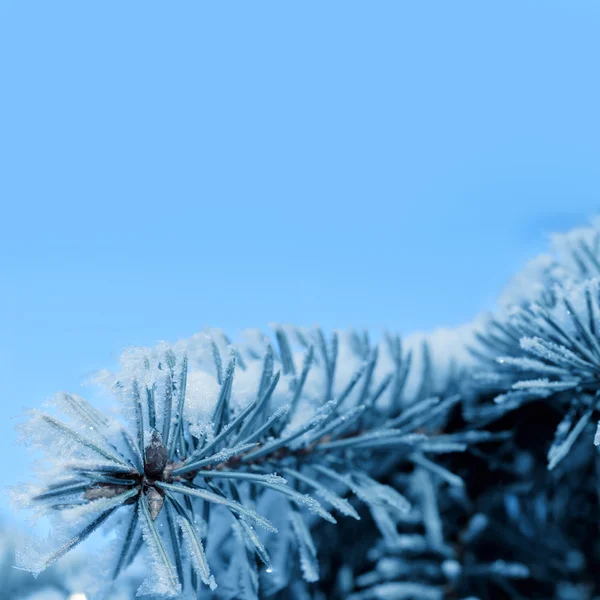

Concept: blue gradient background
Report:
left=1, top=1, right=599, bottom=519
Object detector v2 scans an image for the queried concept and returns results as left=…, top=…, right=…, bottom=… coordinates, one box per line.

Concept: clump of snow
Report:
left=551, top=216, right=600, bottom=276
left=498, top=254, right=568, bottom=310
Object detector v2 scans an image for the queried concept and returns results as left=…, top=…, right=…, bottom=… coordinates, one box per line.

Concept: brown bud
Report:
left=145, top=430, right=168, bottom=479
left=147, top=486, right=164, bottom=520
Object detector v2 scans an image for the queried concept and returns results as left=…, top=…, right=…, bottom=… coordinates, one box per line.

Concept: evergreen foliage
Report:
left=13, top=219, right=600, bottom=599
left=0, top=519, right=139, bottom=599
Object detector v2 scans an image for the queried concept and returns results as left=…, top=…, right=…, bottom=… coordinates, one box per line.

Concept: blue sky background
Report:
left=1, top=1, right=600, bottom=521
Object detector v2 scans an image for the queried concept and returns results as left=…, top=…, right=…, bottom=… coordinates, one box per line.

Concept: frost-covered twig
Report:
left=15, top=327, right=480, bottom=599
